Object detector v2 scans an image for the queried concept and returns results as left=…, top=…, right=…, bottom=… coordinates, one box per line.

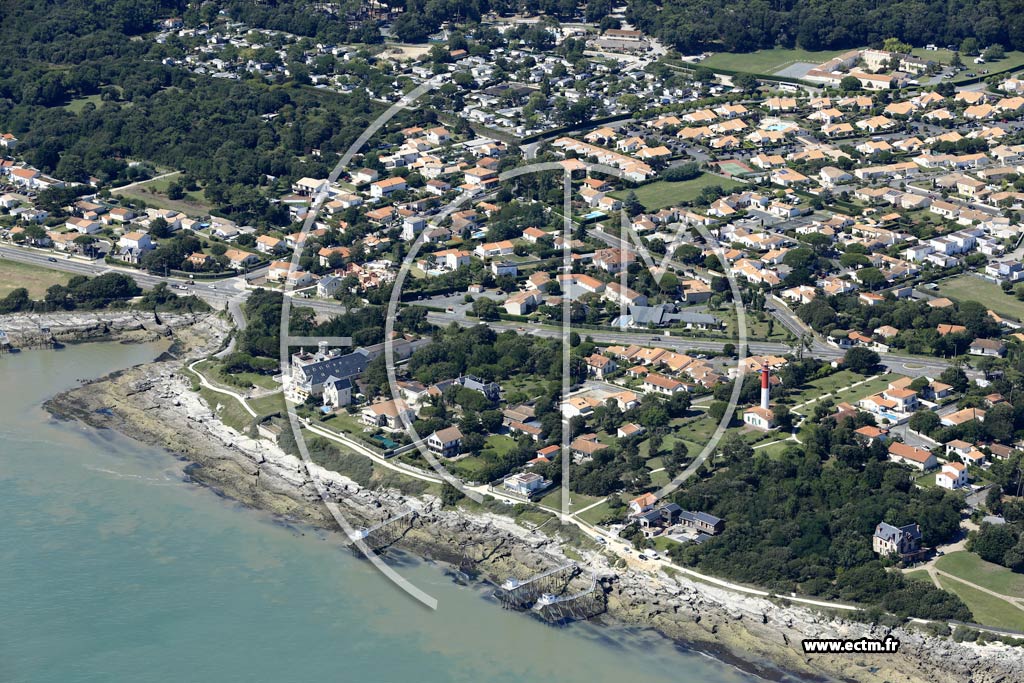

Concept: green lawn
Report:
left=903, top=569, right=935, bottom=584
left=194, top=359, right=279, bottom=392
left=576, top=500, right=616, bottom=525
left=698, top=48, right=852, bottom=75
left=612, top=174, right=745, bottom=211
left=63, top=94, right=104, bottom=113
left=937, top=575, right=1024, bottom=631
left=0, top=260, right=71, bottom=298
left=787, top=371, right=898, bottom=409
left=248, top=392, right=286, bottom=418
left=196, top=386, right=253, bottom=433
left=538, top=487, right=602, bottom=513
left=671, top=414, right=723, bottom=444
left=937, top=551, right=1024, bottom=597
left=952, top=51, right=1024, bottom=83
left=112, top=171, right=212, bottom=215
left=938, top=274, right=1024, bottom=322
left=713, top=307, right=794, bottom=342
left=910, top=47, right=955, bottom=65
left=484, top=434, right=518, bottom=456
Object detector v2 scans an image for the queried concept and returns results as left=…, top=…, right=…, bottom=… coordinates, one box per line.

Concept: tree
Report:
left=960, top=37, right=979, bottom=56
left=882, top=38, right=913, bottom=54
left=624, top=190, right=643, bottom=216
left=472, top=298, right=499, bottom=321
left=908, top=410, right=941, bottom=435
left=707, top=400, right=729, bottom=422
left=840, top=75, right=861, bottom=92
left=939, top=367, right=969, bottom=393
left=440, top=482, right=464, bottom=507
left=719, top=431, right=753, bottom=462
left=732, top=73, right=759, bottom=92
left=968, top=523, right=1018, bottom=566
left=844, top=347, right=880, bottom=374
left=983, top=44, right=1006, bottom=61
left=856, top=267, right=886, bottom=290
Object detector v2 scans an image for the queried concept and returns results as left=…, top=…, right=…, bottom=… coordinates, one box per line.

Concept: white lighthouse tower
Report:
left=760, top=362, right=771, bottom=410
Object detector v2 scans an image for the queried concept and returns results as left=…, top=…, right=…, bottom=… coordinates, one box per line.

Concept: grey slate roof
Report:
left=874, top=521, right=921, bottom=542
left=299, top=349, right=369, bottom=386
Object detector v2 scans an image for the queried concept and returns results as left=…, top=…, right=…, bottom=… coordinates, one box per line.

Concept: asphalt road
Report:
left=2, top=241, right=954, bottom=377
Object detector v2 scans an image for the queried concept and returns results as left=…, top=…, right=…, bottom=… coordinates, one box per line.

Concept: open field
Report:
left=196, top=386, right=252, bottom=432
left=248, top=392, right=286, bottom=417
left=613, top=174, right=745, bottom=211
left=937, top=574, right=1024, bottom=631
left=787, top=371, right=897, bottom=409
left=699, top=48, right=851, bottom=75
left=0, top=259, right=71, bottom=298
left=112, top=172, right=213, bottom=216
left=577, top=500, right=615, bottom=525
left=63, top=94, right=104, bottom=113
left=538, top=488, right=602, bottom=513
left=936, top=551, right=1024, bottom=597
left=903, top=569, right=934, bottom=584
left=951, top=51, right=1024, bottom=83
left=938, top=274, right=1024, bottom=321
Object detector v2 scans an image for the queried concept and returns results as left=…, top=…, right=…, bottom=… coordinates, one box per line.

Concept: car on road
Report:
left=208, top=284, right=216, bottom=289
left=47, top=257, right=57, bottom=262
left=638, top=554, right=648, bottom=561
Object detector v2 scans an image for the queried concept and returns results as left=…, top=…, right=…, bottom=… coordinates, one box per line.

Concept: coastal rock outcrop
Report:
left=40, top=319, right=1024, bottom=683
left=0, top=310, right=215, bottom=349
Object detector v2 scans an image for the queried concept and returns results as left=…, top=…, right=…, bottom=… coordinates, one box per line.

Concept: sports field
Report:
left=699, top=48, right=851, bottom=75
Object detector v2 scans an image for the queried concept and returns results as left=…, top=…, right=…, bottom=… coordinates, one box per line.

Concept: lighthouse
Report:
left=760, top=362, right=771, bottom=410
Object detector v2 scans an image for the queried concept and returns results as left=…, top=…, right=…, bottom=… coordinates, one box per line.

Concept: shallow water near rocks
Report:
left=0, top=342, right=762, bottom=683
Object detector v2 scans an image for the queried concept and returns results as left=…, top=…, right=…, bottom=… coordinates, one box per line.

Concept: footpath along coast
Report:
left=19, top=310, right=1023, bottom=683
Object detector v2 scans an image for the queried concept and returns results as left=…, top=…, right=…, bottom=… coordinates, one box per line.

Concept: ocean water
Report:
left=0, top=343, right=763, bottom=683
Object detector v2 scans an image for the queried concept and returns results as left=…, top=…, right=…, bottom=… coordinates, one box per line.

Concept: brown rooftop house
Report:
left=970, top=338, right=1006, bottom=357
left=570, top=434, right=609, bottom=461
left=427, top=426, right=463, bottom=458
left=887, top=442, right=938, bottom=470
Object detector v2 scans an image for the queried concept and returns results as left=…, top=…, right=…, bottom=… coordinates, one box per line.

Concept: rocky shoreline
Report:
left=31, top=314, right=1024, bottom=683
left=0, top=310, right=214, bottom=349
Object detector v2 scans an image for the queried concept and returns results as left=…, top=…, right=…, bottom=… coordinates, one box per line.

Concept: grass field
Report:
left=612, top=174, right=745, bottom=211
left=112, top=171, right=212, bottom=215
left=952, top=51, right=1024, bottom=83
left=903, top=569, right=935, bottom=584
left=577, top=500, right=615, bottom=525
left=64, top=94, right=105, bottom=113
left=196, top=386, right=252, bottom=432
left=248, top=392, right=286, bottom=417
left=787, top=371, right=897, bottom=409
left=938, top=274, right=1024, bottom=321
left=538, top=488, right=602, bottom=513
left=0, top=260, right=71, bottom=298
left=937, top=574, right=1024, bottom=631
left=699, top=48, right=851, bottom=75
left=936, top=551, right=1024, bottom=597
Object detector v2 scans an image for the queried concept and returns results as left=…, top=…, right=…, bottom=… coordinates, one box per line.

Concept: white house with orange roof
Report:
left=936, top=462, right=968, bottom=490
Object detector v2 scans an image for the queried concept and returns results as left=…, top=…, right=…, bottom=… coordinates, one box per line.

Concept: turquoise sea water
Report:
left=0, top=343, right=764, bottom=683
